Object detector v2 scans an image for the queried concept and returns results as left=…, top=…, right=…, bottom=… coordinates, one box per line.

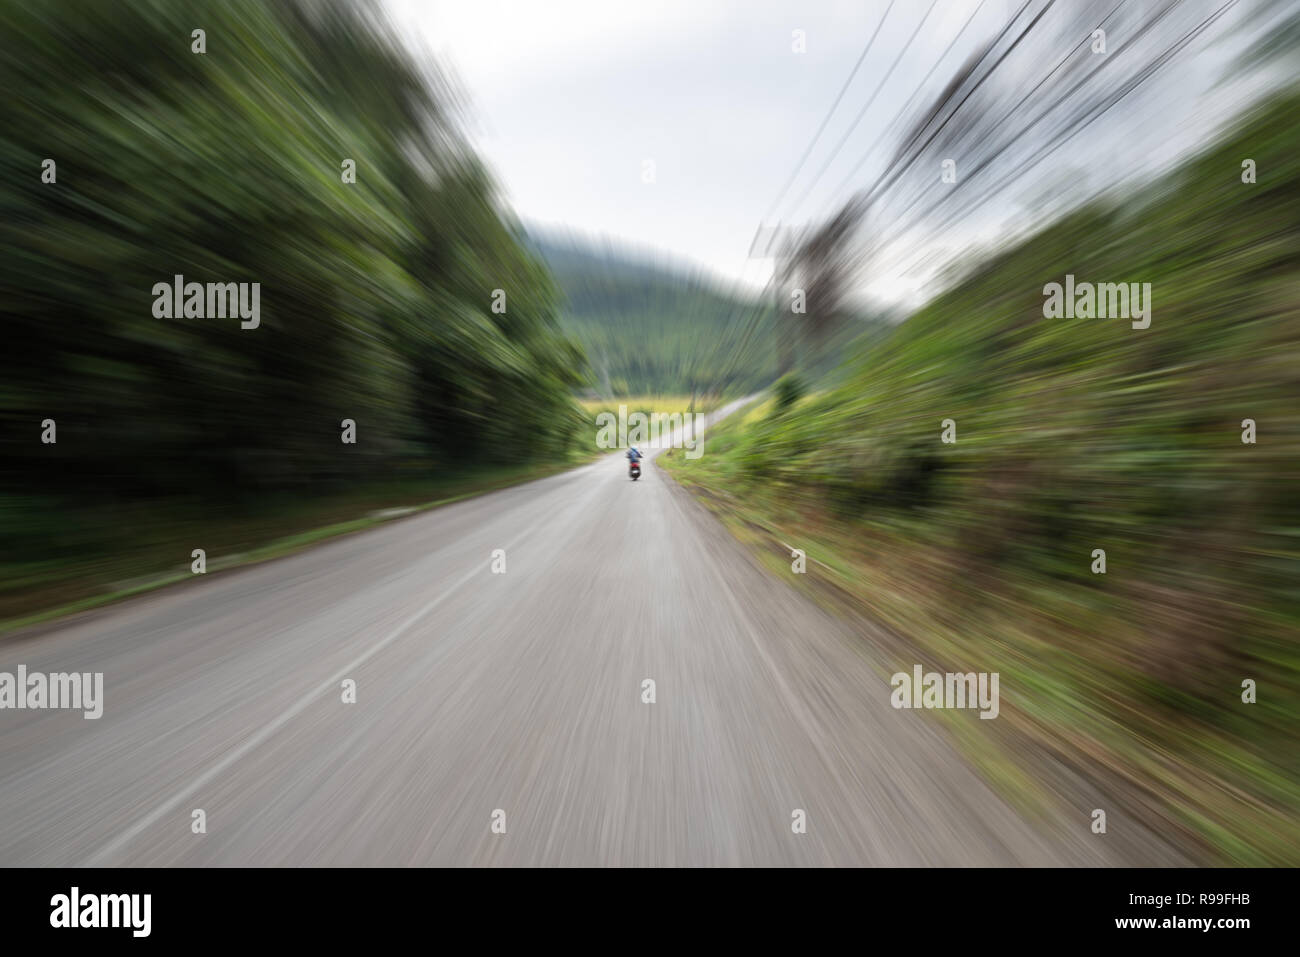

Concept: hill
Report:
left=528, top=231, right=777, bottom=396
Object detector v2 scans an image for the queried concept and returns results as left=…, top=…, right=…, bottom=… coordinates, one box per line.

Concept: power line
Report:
left=876, top=0, right=1235, bottom=283
left=876, top=0, right=1181, bottom=248
left=873, top=0, right=1149, bottom=237
left=761, top=0, right=898, bottom=224
left=826, top=0, right=1036, bottom=224
left=734, top=0, right=1239, bottom=382
left=859, top=0, right=1055, bottom=212
left=824, top=0, right=992, bottom=211
left=773, top=0, right=1038, bottom=297
left=743, top=0, right=1036, bottom=368
left=786, top=0, right=941, bottom=217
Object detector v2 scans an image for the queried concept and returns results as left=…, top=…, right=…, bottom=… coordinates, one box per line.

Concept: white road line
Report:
left=85, top=492, right=574, bottom=866
left=775, top=538, right=836, bottom=573
left=87, top=397, right=752, bottom=865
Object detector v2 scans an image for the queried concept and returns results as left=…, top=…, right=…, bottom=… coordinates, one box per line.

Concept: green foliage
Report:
left=669, top=90, right=1300, bottom=862
left=532, top=234, right=779, bottom=396
left=0, top=0, right=589, bottom=511
left=772, top=374, right=805, bottom=415
left=730, top=93, right=1300, bottom=635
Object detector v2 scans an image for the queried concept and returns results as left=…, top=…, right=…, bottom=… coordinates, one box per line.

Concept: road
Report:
left=0, top=402, right=1179, bottom=865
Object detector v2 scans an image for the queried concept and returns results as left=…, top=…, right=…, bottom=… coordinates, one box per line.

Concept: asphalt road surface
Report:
left=0, top=402, right=1183, bottom=865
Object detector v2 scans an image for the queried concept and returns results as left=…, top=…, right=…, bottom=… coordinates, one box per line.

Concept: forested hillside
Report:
left=532, top=232, right=780, bottom=396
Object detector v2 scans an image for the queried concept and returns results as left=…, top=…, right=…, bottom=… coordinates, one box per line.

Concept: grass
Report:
left=577, top=394, right=723, bottom=452
left=577, top=393, right=718, bottom=417
left=657, top=92, right=1300, bottom=865
left=1, top=452, right=593, bottom=636
left=662, top=401, right=1299, bottom=864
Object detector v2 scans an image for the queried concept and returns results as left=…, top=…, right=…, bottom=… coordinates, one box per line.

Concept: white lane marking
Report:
left=88, top=403, right=747, bottom=865
left=85, top=489, right=581, bottom=866
left=774, top=537, right=836, bottom=573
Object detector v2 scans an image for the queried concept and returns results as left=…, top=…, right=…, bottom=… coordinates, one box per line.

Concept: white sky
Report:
left=384, top=0, right=1280, bottom=307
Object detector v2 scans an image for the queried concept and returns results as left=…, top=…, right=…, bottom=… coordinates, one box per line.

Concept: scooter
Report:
left=629, top=459, right=641, bottom=481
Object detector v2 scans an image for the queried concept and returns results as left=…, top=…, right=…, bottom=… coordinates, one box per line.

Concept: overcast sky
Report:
left=383, top=0, right=1279, bottom=305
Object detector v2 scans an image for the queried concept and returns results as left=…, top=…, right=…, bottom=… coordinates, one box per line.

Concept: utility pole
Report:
left=748, top=222, right=801, bottom=376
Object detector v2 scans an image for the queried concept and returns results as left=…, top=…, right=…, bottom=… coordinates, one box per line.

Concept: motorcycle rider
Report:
left=626, top=446, right=642, bottom=472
